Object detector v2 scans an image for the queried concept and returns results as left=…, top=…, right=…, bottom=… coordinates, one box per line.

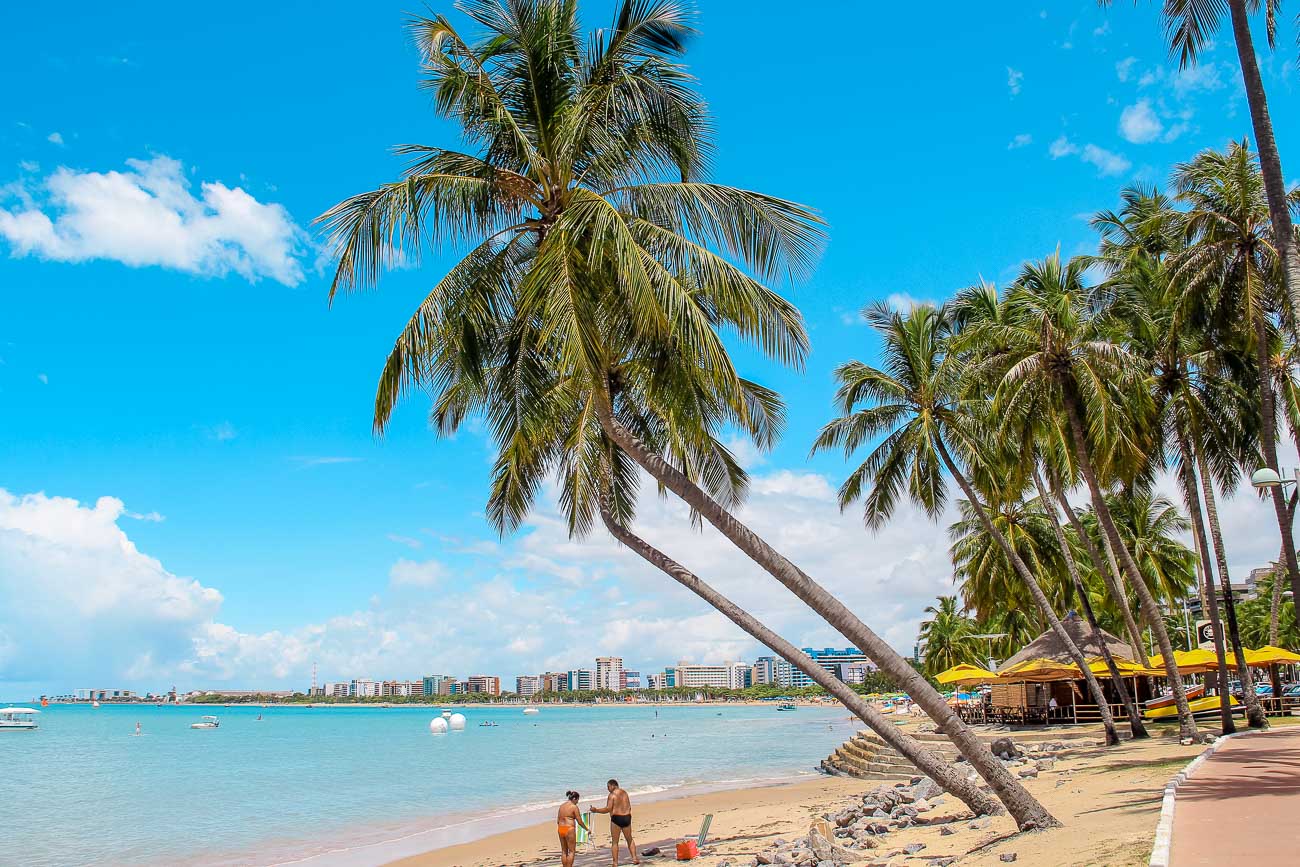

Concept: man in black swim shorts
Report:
left=591, top=778, right=639, bottom=866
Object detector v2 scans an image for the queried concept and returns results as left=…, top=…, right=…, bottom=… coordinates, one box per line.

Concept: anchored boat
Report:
left=0, top=708, right=40, bottom=731
left=189, top=715, right=220, bottom=730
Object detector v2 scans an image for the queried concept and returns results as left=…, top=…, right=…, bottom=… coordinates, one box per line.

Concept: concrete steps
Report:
left=820, top=730, right=965, bottom=782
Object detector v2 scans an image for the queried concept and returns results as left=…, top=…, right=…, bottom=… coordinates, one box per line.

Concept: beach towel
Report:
left=576, top=812, right=593, bottom=847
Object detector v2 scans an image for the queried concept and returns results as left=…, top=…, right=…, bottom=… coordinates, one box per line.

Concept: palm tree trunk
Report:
left=1174, top=433, right=1236, bottom=734
left=1195, top=446, right=1267, bottom=728
left=934, top=441, right=1120, bottom=746
left=1034, top=466, right=1148, bottom=739
left=1226, top=0, right=1300, bottom=324
left=597, top=502, right=1002, bottom=817
left=1270, top=492, right=1298, bottom=646
left=1060, top=381, right=1201, bottom=742
left=1250, top=308, right=1300, bottom=623
left=593, top=401, right=1060, bottom=830
left=1053, top=488, right=1147, bottom=661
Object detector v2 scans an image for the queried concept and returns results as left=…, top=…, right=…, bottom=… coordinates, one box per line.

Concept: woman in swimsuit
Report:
left=558, top=790, right=590, bottom=867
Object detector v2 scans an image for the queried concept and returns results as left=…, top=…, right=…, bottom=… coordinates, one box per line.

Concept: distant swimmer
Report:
left=557, top=790, right=590, bottom=867
left=256, top=714, right=263, bottom=721
left=134, top=722, right=142, bottom=736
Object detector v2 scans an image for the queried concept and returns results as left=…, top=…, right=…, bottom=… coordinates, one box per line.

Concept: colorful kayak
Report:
left=1144, top=683, right=1204, bottom=711
left=1144, top=693, right=1237, bottom=720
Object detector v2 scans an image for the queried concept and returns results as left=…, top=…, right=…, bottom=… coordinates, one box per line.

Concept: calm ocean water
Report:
left=0, top=702, right=856, bottom=867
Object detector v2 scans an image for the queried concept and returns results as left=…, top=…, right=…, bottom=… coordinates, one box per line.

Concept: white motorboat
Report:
left=522, top=707, right=540, bottom=715
left=441, top=710, right=452, bottom=718
left=190, top=715, right=220, bottom=730
left=0, top=708, right=40, bottom=731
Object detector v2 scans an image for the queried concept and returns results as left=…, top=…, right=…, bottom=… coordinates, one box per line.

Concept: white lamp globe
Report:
left=429, top=717, right=449, bottom=734
left=1251, top=468, right=1283, bottom=488
left=449, top=712, right=467, bottom=731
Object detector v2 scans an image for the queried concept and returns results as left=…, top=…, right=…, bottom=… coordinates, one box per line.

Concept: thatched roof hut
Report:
left=1001, top=612, right=1140, bottom=669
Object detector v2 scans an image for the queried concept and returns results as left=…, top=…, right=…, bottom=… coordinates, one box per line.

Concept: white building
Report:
left=568, top=668, right=596, bottom=691
left=666, top=661, right=748, bottom=689
left=516, top=675, right=544, bottom=698
left=595, top=656, right=624, bottom=692
left=350, top=678, right=380, bottom=698
left=646, top=672, right=667, bottom=690
left=841, top=662, right=877, bottom=685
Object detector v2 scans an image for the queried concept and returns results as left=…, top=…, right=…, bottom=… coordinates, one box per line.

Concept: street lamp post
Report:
left=1251, top=465, right=1300, bottom=614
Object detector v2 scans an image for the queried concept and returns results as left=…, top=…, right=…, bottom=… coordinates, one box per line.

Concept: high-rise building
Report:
left=647, top=672, right=667, bottom=690
left=350, top=678, right=380, bottom=698
left=422, top=675, right=456, bottom=696
left=790, top=648, right=869, bottom=688
left=664, top=660, right=748, bottom=689
left=621, top=670, right=641, bottom=690
left=751, top=656, right=777, bottom=685
left=596, top=656, right=624, bottom=692
left=841, top=662, right=876, bottom=685
left=516, top=675, right=544, bottom=698
left=542, top=672, right=569, bottom=693
left=464, top=675, right=500, bottom=696
left=568, top=668, right=596, bottom=691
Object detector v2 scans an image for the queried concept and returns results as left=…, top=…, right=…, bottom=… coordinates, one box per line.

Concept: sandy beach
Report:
left=386, top=719, right=1295, bottom=867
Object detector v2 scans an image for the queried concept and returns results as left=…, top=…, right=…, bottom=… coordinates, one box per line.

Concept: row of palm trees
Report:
left=318, top=0, right=1299, bottom=831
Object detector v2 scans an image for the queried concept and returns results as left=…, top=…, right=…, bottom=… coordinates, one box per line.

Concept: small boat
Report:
left=442, top=710, right=453, bottom=718
left=1144, top=683, right=1205, bottom=712
left=91, top=700, right=100, bottom=709
left=190, top=716, right=220, bottom=730
left=0, top=708, right=40, bottom=731
left=1145, top=693, right=1237, bottom=720
left=523, top=707, right=540, bottom=715
left=776, top=703, right=797, bottom=712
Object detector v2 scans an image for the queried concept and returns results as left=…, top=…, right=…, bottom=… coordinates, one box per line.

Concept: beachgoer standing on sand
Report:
left=591, top=779, right=639, bottom=867
left=558, top=790, right=590, bottom=867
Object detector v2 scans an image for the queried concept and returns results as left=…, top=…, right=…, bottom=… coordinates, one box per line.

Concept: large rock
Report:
left=990, top=737, right=1021, bottom=759
left=807, top=828, right=872, bottom=862
left=910, top=777, right=943, bottom=801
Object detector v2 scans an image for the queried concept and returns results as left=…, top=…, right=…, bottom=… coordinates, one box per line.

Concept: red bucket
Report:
left=676, top=841, right=699, bottom=861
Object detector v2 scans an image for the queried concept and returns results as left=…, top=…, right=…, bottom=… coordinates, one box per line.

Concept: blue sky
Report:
left=2, top=2, right=1297, bottom=697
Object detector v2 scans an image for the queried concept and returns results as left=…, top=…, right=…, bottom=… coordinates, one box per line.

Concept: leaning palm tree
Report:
left=1099, top=0, right=1300, bottom=319
left=917, top=596, right=981, bottom=678
left=319, top=2, right=1054, bottom=827
left=966, top=253, right=1202, bottom=741
left=815, top=302, right=1123, bottom=746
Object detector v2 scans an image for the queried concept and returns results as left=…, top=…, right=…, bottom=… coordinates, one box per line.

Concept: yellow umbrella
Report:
left=997, top=658, right=1082, bottom=682
left=1087, top=657, right=1162, bottom=677
left=1244, top=645, right=1300, bottom=666
left=935, top=663, right=999, bottom=686
left=1148, top=648, right=1223, bottom=674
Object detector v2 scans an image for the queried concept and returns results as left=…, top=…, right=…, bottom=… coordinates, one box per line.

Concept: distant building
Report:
left=516, top=675, right=544, bottom=698
left=350, top=678, right=380, bottom=698
left=841, top=662, right=877, bottom=685
left=665, top=660, right=748, bottom=689
left=74, top=688, right=136, bottom=702
left=323, top=682, right=350, bottom=698
left=464, top=675, right=500, bottom=696
left=646, top=672, right=667, bottom=690
left=421, top=675, right=456, bottom=696
left=621, top=669, right=641, bottom=690
left=791, top=648, right=869, bottom=688
left=541, top=672, right=569, bottom=693
left=568, top=668, right=596, bottom=691
left=596, top=656, right=624, bottom=692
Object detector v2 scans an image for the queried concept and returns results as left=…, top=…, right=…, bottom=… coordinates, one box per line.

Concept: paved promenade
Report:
left=1169, top=727, right=1300, bottom=866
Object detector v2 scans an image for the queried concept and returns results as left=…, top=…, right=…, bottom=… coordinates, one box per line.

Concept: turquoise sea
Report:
left=0, top=702, right=856, bottom=867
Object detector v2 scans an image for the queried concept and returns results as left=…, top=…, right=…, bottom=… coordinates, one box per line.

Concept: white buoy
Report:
left=429, top=717, right=449, bottom=734
left=449, top=712, right=467, bottom=731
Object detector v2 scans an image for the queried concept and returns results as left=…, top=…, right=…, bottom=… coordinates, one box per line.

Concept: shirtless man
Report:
left=557, top=790, right=591, bottom=867
left=591, top=779, right=639, bottom=866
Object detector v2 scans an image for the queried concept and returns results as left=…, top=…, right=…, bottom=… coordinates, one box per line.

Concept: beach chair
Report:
left=696, top=814, right=713, bottom=849
left=576, top=812, right=594, bottom=851
left=674, top=815, right=713, bottom=860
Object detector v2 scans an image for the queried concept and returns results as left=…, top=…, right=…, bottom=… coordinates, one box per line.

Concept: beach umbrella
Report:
left=1147, top=648, right=1223, bottom=674
left=1243, top=646, right=1300, bottom=666
left=935, top=663, right=999, bottom=686
left=996, top=658, right=1083, bottom=682
left=1086, top=657, right=1162, bottom=677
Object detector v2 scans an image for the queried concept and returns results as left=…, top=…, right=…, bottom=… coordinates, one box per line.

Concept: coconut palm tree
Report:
left=917, top=596, right=981, bottom=677
left=1098, top=1, right=1300, bottom=320
left=949, top=496, right=1061, bottom=628
left=965, top=252, right=1202, bottom=741
left=815, top=302, right=1123, bottom=746
left=318, top=1, right=1056, bottom=828
left=1172, top=142, right=1300, bottom=619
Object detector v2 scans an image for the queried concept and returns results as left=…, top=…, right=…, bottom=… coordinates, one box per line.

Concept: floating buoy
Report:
left=429, top=717, right=449, bottom=734
left=449, top=713, right=466, bottom=731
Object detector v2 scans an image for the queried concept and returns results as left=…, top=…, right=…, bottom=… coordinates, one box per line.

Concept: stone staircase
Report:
left=820, top=730, right=966, bottom=781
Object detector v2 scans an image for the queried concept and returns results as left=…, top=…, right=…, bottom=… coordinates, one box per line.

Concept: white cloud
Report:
left=386, top=533, right=424, bottom=550
left=839, top=309, right=867, bottom=326
left=1049, top=135, right=1079, bottom=159
left=1116, top=57, right=1138, bottom=82
left=1007, top=67, right=1024, bottom=96
left=388, top=558, right=444, bottom=587
left=1093, top=21, right=1110, bottom=37
left=1008, top=133, right=1033, bottom=150
left=290, top=456, right=361, bottom=468
left=125, top=510, right=166, bottom=523
left=884, top=292, right=934, bottom=312
left=0, top=156, right=306, bottom=285
left=47, top=132, right=64, bottom=146
left=1173, top=62, right=1224, bottom=97
left=1081, top=144, right=1132, bottom=177
left=206, top=421, right=238, bottom=442
left=1119, top=99, right=1163, bottom=143
left=18, top=160, right=38, bottom=173
left=36, top=373, right=48, bottom=384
